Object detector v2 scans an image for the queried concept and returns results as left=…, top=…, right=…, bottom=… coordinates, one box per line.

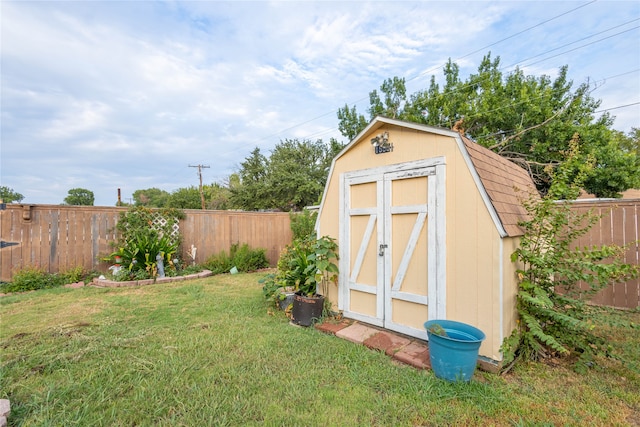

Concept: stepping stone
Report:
left=393, top=341, right=431, bottom=370
left=315, top=320, right=351, bottom=335
left=335, top=323, right=378, bottom=344
left=364, top=331, right=411, bottom=356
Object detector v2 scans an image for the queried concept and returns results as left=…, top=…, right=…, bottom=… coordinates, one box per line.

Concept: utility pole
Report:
left=189, top=164, right=210, bottom=210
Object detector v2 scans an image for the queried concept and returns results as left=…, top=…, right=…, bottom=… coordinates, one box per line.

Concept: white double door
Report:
left=340, top=159, right=446, bottom=340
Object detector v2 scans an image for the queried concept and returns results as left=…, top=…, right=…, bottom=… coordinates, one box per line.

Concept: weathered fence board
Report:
left=570, top=200, right=639, bottom=310
left=2, top=201, right=637, bottom=309
left=0, top=205, right=292, bottom=282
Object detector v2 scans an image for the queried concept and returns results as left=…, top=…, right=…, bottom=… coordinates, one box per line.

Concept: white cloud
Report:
left=1, top=1, right=638, bottom=206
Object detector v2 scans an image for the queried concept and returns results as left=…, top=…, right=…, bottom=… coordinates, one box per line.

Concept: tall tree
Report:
left=337, top=53, right=640, bottom=197
left=64, top=188, right=94, bottom=206
left=229, top=147, right=271, bottom=210
left=582, top=129, right=640, bottom=197
left=167, top=186, right=201, bottom=209
left=229, top=138, right=345, bottom=211
left=337, top=77, right=408, bottom=141
left=267, top=138, right=328, bottom=211
left=205, top=182, right=231, bottom=210
left=0, top=186, right=24, bottom=203
left=337, top=104, right=367, bottom=141
left=368, top=76, right=407, bottom=119
left=133, top=188, right=170, bottom=207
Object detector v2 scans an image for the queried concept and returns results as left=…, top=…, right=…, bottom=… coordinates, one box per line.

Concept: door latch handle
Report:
left=378, top=244, right=388, bottom=256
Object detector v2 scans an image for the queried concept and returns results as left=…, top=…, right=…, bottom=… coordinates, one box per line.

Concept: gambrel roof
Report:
left=333, top=117, right=538, bottom=237
left=460, top=134, right=537, bottom=236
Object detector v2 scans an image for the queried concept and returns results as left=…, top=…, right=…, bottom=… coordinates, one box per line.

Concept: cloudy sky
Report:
left=1, top=1, right=639, bottom=206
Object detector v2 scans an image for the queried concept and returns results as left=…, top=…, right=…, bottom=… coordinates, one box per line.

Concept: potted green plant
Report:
left=291, top=236, right=339, bottom=326
left=260, top=239, right=311, bottom=312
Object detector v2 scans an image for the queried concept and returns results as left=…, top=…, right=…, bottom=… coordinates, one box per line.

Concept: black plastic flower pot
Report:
left=291, top=292, right=325, bottom=326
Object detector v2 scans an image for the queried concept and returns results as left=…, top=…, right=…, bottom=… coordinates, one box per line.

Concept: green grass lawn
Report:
left=1, top=272, right=638, bottom=426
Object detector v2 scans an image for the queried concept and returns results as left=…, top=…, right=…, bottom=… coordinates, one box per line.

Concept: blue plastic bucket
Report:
left=424, top=320, right=486, bottom=382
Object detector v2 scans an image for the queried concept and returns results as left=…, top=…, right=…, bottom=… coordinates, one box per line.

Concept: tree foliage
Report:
left=131, top=184, right=230, bottom=210
left=337, top=104, right=368, bottom=141
left=230, top=138, right=344, bottom=211
left=64, top=188, right=94, bottom=206
left=0, top=186, right=24, bottom=203
left=337, top=53, right=640, bottom=197
left=368, top=76, right=407, bottom=119
left=133, top=188, right=170, bottom=207
left=205, top=183, right=231, bottom=210
left=166, top=186, right=202, bottom=209
left=229, top=148, right=271, bottom=210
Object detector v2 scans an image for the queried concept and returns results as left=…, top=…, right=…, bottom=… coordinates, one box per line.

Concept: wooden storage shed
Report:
left=316, top=116, right=537, bottom=365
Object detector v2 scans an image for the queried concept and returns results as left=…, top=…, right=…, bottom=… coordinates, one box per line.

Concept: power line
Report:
left=407, top=0, right=600, bottom=83
left=419, top=19, right=640, bottom=123
left=595, top=102, right=640, bottom=113
left=216, top=1, right=634, bottom=166
left=502, top=18, right=640, bottom=70
left=238, top=0, right=604, bottom=147
left=516, top=25, right=640, bottom=69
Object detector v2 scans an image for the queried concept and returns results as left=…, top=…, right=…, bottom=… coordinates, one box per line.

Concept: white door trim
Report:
left=340, top=158, right=446, bottom=337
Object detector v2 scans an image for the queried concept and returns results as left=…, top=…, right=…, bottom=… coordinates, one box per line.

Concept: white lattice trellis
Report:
left=150, top=212, right=180, bottom=240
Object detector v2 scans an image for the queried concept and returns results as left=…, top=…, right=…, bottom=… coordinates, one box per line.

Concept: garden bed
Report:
left=91, top=270, right=213, bottom=288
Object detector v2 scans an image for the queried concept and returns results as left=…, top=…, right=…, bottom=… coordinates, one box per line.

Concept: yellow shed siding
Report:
left=440, top=146, right=505, bottom=360
left=501, top=236, right=522, bottom=349
left=318, top=120, right=527, bottom=362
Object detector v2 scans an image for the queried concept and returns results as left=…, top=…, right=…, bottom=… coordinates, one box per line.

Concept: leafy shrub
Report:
left=204, top=243, right=269, bottom=274
left=103, top=206, right=185, bottom=280
left=204, top=249, right=234, bottom=275
left=261, top=235, right=338, bottom=299
left=283, top=237, right=316, bottom=293
left=289, top=209, right=317, bottom=241
left=2, top=265, right=54, bottom=293
left=59, top=265, right=86, bottom=284
left=259, top=273, right=284, bottom=302
left=502, top=137, right=639, bottom=372
left=1, top=265, right=91, bottom=293
left=232, top=243, right=268, bottom=272
left=109, top=234, right=179, bottom=280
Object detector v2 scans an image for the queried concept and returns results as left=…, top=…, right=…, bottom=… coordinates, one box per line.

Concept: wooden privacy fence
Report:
left=1, top=201, right=638, bottom=309
left=570, top=199, right=640, bottom=310
left=0, top=205, right=293, bottom=282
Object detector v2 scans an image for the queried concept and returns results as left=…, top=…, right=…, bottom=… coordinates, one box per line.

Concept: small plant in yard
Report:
left=502, top=135, right=639, bottom=372
left=1, top=264, right=94, bottom=293
left=304, top=235, right=339, bottom=299
left=108, top=234, right=179, bottom=280
left=283, top=236, right=316, bottom=294
left=260, top=273, right=282, bottom=301
left=203, top=243, right=269, bottom=274
left=289, top=208, right=318, bottom=241
left=264, top=235, right=339, bottom=319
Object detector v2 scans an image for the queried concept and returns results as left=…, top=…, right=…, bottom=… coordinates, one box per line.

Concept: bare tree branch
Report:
left=489, top=100, right=572, bottom=152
